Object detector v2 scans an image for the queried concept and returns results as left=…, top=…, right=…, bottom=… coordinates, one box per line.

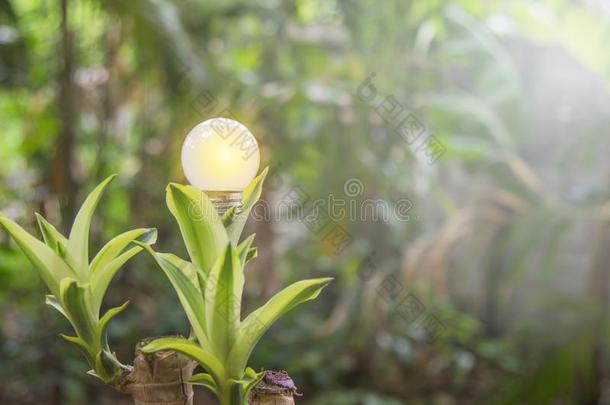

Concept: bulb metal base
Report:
left=207, top=191, right=243, bottom=215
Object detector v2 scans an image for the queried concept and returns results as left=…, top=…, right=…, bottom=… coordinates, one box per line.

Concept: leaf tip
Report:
left=166, top=182, right=186, bottom=194
left=132, top=240, right=152, bottom=251
left=140, top=228, right=158, bottom=244
left=138, top=342, right=155, bottom=354
left=95, top=174, right=118, bottom=191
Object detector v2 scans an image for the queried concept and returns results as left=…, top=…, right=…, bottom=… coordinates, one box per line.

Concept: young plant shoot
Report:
left=0, top=170, right=332, bottom=405
left=138, top=168, right=332, bottom=405
left=0, top=176, right=157, bottom=385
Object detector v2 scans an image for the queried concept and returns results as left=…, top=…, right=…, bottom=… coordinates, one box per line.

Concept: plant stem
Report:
left=221, top=384, right=245, bottom=405
left=118, top=337, right=197, bottom=405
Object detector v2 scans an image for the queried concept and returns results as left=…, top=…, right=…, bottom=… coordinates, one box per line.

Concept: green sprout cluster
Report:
left=0, top=170, right=331, bottom=405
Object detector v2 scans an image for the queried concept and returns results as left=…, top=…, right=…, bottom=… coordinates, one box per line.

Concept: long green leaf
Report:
left=59, top=279, right=97, bottom=345
left=45, top=294, right=69, bottom=320
left=225, top=167, right=268, bottom=244
left=35, top=213, right=67, bottom=257
left=236, top=234, right=255, bottom=266
left=137, top=243, right=209, bottom=348
left=189, top=373, right=219, bottom=395
left=150, top=252, right=203, bottom=292
left=229, top=367, right=264, bottom=398
left=94, top=349, right=123, bottom=382
left=68, top=175, right=117, bottom=278
left=222, top=206, right=238, bottom=229
left=245, top=247, right=257, bottom=264
left=60, top=334, right=95, bottom=361
left=166, top=183, right=228, bottom=275
left=36, top=214, right=81, bottom=272
left=140, top=337, right=226, bottom=383
left=206, top=244, right=244, bottom=358
left=90, top=228, right=157, bottom=275
left=98, top=301, right=129, bottom=349
left=90, top=228, right=157, bottom=313
left=90, top=248, right=145, bottom=313
left=228, top=277, right=332, bottom=374
left=0, top=215, right=74, bottom=296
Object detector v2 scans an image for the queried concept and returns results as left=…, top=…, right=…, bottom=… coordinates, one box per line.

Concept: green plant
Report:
left=137, top=168, right=333, bottom=405
left=0, top=175, right=157, bottom=385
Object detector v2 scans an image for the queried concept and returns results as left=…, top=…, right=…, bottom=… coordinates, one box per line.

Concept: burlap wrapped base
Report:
left=248, top=371, right=298, bottom=405
left=116, top=338, right=299, bottom=405
left=119, top=338, right=197, bottom=405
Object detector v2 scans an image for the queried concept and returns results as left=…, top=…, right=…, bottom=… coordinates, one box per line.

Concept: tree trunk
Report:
left=53, top=0, right=78, bottom=224
left=483, top=228, right=509, bottom=337
left=588, top=209, right=610, bottom=404
left=249, top=391, right=295, bottom=405
left=119, top=338, right=197, bottom=405
left=116, top=339, right=300, bottom=405
left=248, top=371, right=297, bottom=405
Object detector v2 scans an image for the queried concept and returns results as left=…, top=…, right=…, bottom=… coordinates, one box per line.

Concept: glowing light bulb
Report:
left=181, top=118, right=260, bottom=192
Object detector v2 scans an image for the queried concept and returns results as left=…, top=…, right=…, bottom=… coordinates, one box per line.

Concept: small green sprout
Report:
left=0, top=175, right=157, bottom=385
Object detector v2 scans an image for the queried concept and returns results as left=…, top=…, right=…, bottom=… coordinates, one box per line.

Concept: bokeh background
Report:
left=2, top=0, right=610, bottom=404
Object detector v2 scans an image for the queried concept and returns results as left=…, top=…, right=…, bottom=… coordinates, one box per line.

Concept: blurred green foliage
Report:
left=1, top=0, right=610, bottom=404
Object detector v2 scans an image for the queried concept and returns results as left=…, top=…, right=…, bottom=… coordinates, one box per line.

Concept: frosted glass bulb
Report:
left=181, top=118, right=260, bottom=191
